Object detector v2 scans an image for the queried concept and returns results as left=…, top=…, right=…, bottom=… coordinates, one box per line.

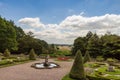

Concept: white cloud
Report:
left=18, top=14, right=120, bottom=44
left=18, top=17, right=45, bottom=28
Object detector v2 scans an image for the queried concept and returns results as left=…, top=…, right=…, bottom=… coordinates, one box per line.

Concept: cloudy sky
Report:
left=0, top=0, right=120, bottom=44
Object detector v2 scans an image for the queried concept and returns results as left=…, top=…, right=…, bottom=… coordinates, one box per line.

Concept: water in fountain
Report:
left=31, top=55, right=60, bottom=69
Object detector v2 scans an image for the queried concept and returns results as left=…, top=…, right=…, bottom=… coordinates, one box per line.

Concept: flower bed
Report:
left=57, top=57, right=71, bottom=61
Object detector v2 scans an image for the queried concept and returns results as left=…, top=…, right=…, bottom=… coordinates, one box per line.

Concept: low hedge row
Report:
left=86, top=75, right=109, bottom=80
left=0, top=58, right=29, bottom=66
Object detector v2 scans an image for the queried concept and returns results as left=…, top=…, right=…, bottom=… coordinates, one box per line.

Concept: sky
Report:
left=0, top=0, right=120, bottom=44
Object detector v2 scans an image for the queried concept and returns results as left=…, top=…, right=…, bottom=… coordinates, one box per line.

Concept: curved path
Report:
left=0, top=59, right=73, bottom=80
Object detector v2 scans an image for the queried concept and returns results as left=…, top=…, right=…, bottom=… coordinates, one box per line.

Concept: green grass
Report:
left=62, top=74, right=76, bottom=80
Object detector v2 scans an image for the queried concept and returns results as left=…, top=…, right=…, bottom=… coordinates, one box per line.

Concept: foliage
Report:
left=0, top=17, right=17, bottom=52
left=87, top=33, right=103, bottom=58
left=18, top=32, right=48, bottom=55
left=29, top=49, right=36, bottom=60
left=84, top=51, right=91, bottom=63
left=86, top=75, right=109, bottom=80
left=72, top=37, right=86, bottom=55
left=96, top=56, right=104, bottom=62
left=0, top=59, right=13, bottom=66
left=4, top=49, right=11, bottom=58
left=84, top=62, right=120, bottom=80
left=62, top=74, right=76, bottom=80
left=48, top=44, right=56, bottom=54
left=73, top=31, right=120, bottom=60
left=106, top=58, right=115, bottom=62
left=69, top=50, right=86, bottom=80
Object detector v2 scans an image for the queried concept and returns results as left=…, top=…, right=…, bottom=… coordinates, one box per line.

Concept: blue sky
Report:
left=0, top=0, right=120, bottom=44
left=1, top=0, right=120, bottom=24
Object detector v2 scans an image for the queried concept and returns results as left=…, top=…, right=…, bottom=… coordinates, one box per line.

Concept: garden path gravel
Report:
left=0, top=59, right=73, bottom=80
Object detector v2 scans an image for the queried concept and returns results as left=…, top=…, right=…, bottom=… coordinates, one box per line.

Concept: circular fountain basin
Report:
left=31, top=62, right=60, bottom=69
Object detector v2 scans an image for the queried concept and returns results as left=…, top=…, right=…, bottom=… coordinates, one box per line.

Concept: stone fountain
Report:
left=31, top=55, right=60, bottom=69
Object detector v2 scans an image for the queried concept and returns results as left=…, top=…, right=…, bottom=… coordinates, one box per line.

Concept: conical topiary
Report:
left=69, top=50, right=86, bottom=80
left=29, top=49, right=36, bottom=60
left=84, top=51, right=91, bottom=63
left=4, top=49, right=10, bottom=58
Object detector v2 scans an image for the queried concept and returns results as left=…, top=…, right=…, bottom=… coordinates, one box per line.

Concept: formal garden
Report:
left=0, top=16, right=120, bottom=80
left=62, top=50, right=120, bottom=80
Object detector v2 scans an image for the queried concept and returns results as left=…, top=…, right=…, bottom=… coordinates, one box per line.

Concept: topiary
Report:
left=69, top=50, right=86, bottom=80
left=29, top=49, right=36, bottom=60
left=4, top=49, right=10, bottom=58
left=84, top=51, right=91, bottom=63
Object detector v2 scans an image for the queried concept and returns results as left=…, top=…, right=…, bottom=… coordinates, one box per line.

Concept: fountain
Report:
left=31, top=55, right=60, bottom=69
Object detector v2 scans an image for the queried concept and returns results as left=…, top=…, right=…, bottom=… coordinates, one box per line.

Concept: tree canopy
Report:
left=0, top=16, right=49, bottom=55
left=72, top=31, right=120, bottom=60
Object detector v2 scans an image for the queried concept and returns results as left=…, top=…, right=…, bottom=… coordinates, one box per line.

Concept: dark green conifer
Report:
left=69, top=50, right=86, bottom=80
left=29, top=49, right=36, bottom=60
left=84, top=51, right=91, bottom=63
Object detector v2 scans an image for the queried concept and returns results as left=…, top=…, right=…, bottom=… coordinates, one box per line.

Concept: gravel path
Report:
left=0, top=59, right=73, bottom=80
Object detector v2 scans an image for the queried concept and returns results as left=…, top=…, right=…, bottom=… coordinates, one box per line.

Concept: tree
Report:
left=101, top=34, right=120, bottom=59
left=84, top=50, right=91, bottom=63
left=69, top=50, right=86, bottom=80
left=29, top=49, right=36, bottom=60
left=17, top=32, right=47, bottom=55
left=49, top=44, right=56, bottom=54
left=0, top=17, right=17, bottom=52
left=4, top=49, right=11, bottom=58
left=86, top=31, right=93, bottom=41
left=72, top=37, right=86, bottom=55
left=87, top=33, right=103, bottom=58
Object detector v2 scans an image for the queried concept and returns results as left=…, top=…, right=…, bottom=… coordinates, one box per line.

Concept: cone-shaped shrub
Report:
left=29, top=49, right=36, bottom=60
left=69, top=50, right=86, bottom=80
left=84, top=51, right=91, bottom=63
left=4, top=49, right=10, bottom=58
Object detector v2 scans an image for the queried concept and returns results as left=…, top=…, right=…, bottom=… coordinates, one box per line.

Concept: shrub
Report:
left=84, top=51, right=91, bottom=63
left=0, top=59, right=13, bottom=66
left=86, top=75, right=109, bottom=80
left=0, top=60, right=9, bottom=65
left=96, top=56, right=104, bottom=62
left=4, top=49, right=10, bottom=58
left=29, top=49, right=36, bottom=60
left=106, top=58, right=115, bottom=65
left=69, top=50, right=86, bottom=80
left=106, top=58, right=115, bottom=62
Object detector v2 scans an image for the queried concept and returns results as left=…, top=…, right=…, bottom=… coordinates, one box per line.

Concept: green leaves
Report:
left=0, top=17, right=17, bottom=52
left=70, top=50, right=86, bottom=80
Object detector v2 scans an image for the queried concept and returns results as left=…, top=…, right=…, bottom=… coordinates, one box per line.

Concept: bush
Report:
left=84, top=51, right=91, bottom=63
left=4, top=49, right=10, bottom=58
left=13, top=57, right=29, bottom=62
left=29, top=49, right=36, bottom=60
left=96, top=56, right=104, bottom=62
left=0, top=59, right=13, bottom=66
left=86, top=75, right=109, bottom=80
left=106, top=58, right=115, bottom=62
left=69, top=50, right=86, bottom=80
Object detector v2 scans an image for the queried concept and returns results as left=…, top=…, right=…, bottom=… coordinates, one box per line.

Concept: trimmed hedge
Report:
left=69, top=50, right=86, bottom=80
left=86, top=75, right=109, bottom=80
